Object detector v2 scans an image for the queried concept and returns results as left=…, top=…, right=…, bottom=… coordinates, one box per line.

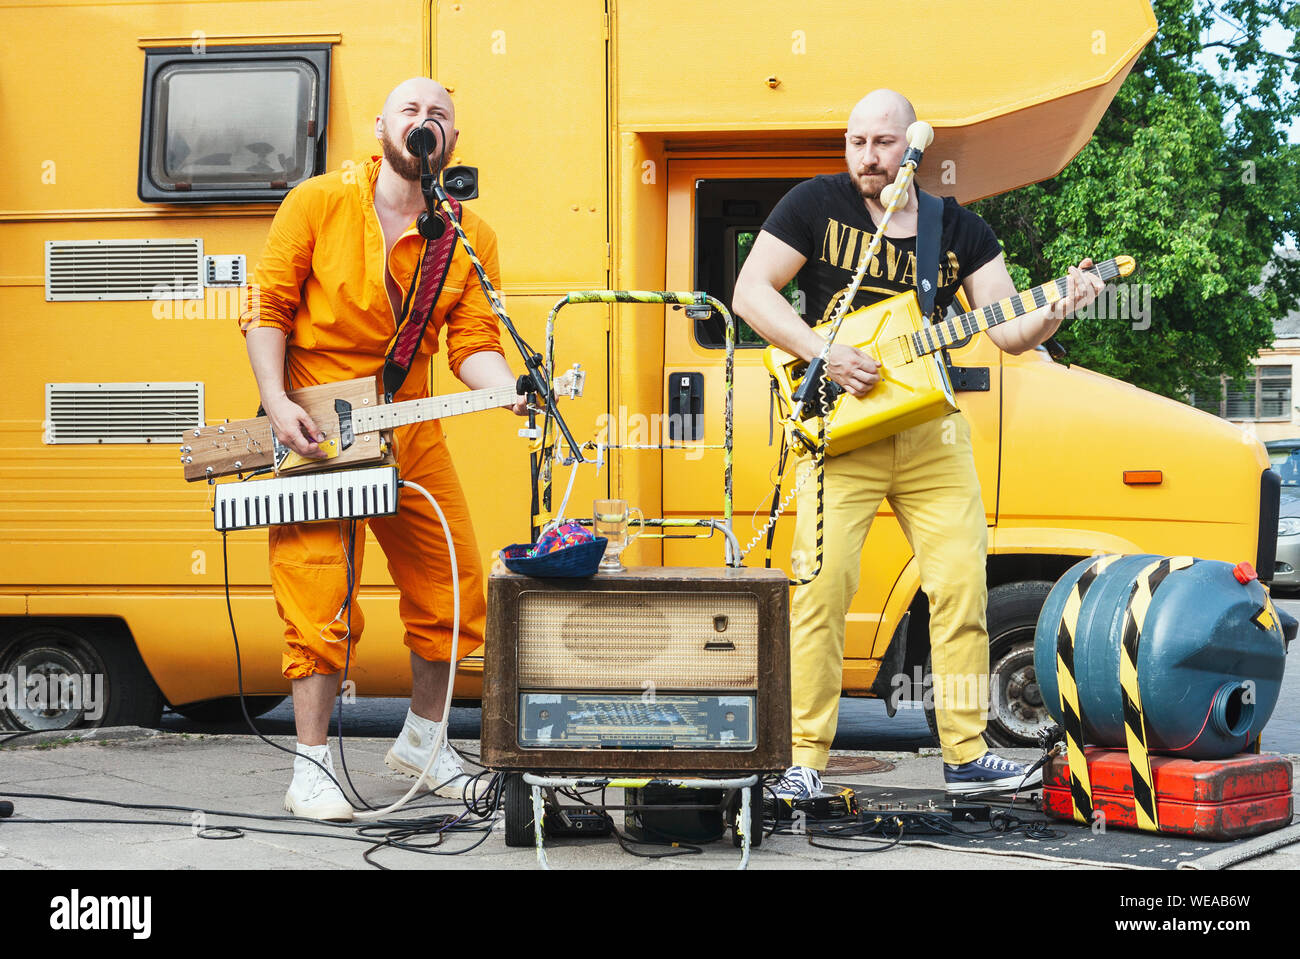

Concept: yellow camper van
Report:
left=0, top=0, right=1277, bottom=744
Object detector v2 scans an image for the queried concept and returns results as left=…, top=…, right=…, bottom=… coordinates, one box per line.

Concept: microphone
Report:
left=405, top=124, right=438, bottom=157
left=906, top=120, right=935, bottom=151
left=901, top=120, right=934, bottom=170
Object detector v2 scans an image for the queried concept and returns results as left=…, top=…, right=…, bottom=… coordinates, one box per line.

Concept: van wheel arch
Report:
left=0, top=618, right=164, bottom=732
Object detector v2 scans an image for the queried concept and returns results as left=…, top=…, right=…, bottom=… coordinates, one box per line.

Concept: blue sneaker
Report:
left=944, top=752, right=1042, bottom=796
left=774, top=765, right=822, bottom=801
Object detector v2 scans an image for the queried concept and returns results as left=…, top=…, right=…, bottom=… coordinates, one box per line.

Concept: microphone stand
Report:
left=412, top=124, right=586, bottom=463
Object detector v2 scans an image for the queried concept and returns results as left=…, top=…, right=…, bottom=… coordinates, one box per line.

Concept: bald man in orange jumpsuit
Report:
left=241, top=78, right=525, bottom=821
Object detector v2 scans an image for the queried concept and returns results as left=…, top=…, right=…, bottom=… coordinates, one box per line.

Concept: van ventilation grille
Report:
left=45, top=239, right=204, bottom=301
left=45, top=382, right=205, bottom=444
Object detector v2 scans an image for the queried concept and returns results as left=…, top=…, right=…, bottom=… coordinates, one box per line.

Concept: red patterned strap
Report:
left=382, top=197, right=462, bottom=399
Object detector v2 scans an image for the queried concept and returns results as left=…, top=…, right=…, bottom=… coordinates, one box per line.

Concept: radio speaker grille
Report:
left=517, top=590, right=757, bottom=691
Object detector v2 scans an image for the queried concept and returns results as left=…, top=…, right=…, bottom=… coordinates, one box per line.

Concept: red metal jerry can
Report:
left=1042, top=748, right=1293, bottom=840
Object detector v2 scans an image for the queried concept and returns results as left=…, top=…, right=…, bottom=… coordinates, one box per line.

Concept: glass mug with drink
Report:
left=593, top=499, right=644, bottom=571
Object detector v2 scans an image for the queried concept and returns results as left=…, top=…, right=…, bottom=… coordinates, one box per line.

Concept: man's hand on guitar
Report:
left=265, top=394, right=328, bottom=458
left=1050, top=257, right=1106, bottom=322
left=826, top=343, right=880, bottom=398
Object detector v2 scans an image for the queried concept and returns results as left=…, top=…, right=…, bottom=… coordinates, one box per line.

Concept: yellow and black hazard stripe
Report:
left=1119, top=555, right=1197, bottom=832
left=1054, top=554, right=1121, bottom=824
left=1251, top=595, right=1280, bottom=635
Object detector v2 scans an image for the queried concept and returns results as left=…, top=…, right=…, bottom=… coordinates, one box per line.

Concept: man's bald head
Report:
left=380, top=78, right=457, bottom=128
left=847, top=89, right=916, bottom=137
left=375, top=78, right=459, bottom=181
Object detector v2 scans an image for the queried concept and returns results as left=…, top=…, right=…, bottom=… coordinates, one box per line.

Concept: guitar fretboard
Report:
left=909, top=256, right=1129, bottom=358
left=351, top=386, right=518, bottom=433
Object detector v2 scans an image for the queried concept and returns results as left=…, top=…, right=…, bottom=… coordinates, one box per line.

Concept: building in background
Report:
left=1192, top=251, right=1300, bottom=443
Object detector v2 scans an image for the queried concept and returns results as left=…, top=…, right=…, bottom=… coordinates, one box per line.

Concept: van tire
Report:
left=0, top=623, right=164, bottom=732
left=922, top=580, right=1054, bottom=749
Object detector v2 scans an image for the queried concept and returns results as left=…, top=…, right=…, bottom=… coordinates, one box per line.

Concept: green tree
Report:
left=971, top=0, right=1300, bottom=401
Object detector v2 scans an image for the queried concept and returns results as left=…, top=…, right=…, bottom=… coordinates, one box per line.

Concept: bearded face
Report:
left=379, top=121, right=425, bottom=181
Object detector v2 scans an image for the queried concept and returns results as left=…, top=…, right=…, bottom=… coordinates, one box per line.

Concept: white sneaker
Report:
left=774, top=765, right=823, bottom=802
left=284, top=744, right=354, bottom=822
left=384, top=711, right=483, bottom=801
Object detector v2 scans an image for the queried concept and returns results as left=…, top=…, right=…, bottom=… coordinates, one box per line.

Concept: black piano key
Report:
left=348, top=487, right=354, bottom=516
left=279, top=493, right=284, bottom=523
left=265, top=495, right=271, bottom=525
left=288, top=494, right=294, bottom=523
left=337, top=487, right=344, bottom=517
left=253, top=496, right=260, bottom=527
left=314, top=490, right=321, bottom=518
left=361, top=486, right=369, bottom=515
left=382, top=483, right=389, bottom=514
left=220, top=500, right=227, bottom=530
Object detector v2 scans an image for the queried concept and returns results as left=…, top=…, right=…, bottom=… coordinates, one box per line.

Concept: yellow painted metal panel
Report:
left=436, top=0, right=608, bottom=288
left=998, top=352, right=1267, bottom=566
left=615, top=0, right=1156, bottom=202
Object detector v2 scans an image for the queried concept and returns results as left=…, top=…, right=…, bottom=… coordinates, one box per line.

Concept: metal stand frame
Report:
left=522, top=773, right=760, bottom=870
left=534, top=290, right=740, bottom=566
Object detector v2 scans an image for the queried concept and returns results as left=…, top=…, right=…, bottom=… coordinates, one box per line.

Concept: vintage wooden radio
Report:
left=481, top=566, right=791, bottom=773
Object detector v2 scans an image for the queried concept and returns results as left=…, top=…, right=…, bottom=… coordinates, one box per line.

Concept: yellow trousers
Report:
left=789, top=412, right=989, bottom=768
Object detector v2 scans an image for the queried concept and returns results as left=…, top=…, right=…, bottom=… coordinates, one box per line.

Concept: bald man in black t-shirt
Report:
left=734, top=89, right=1103, bottom=800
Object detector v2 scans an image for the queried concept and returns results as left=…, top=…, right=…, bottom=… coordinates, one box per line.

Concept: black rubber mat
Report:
left=782, top=783, right=1299, bottom=870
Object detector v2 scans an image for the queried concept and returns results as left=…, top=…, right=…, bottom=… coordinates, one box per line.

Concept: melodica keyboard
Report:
left=213, top=466, right=400, bottom=531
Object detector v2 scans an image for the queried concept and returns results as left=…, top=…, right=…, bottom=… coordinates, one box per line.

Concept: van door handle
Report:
left=669, top=372, right=704, bottom=441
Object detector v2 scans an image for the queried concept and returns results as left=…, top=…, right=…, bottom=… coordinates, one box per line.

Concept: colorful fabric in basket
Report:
left=529, top=520, right=594, bottom=557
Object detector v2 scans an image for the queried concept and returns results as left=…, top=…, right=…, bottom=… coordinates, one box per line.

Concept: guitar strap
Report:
left=915, top=188, right=942, bottom=323
left=381, top=196, right=462, bottom=402
left=917, top=187, right=965, bottom=395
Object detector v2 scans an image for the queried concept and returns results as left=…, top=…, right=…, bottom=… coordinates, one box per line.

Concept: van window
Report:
left=139, top=45, right=330, bottom=203
left=693, top=178, right=802, bottom=348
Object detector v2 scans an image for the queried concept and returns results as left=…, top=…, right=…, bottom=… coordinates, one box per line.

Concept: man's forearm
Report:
left=245, top=327, right=291, bottom=406
left=734, top=283, right=825, bottom=362
left=995, top=306, right=1064, bottom=355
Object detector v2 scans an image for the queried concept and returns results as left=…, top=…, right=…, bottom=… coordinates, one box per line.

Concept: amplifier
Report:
left=482, top=566, right=791, bottom=773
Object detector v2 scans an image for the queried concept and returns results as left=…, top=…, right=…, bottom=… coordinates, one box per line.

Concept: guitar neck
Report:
left=352, top=386, right=518, bottom=432
left=910, top=256, right=1129, bottom=358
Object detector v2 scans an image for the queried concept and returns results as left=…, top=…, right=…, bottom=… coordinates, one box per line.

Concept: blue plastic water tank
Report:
left=1034, top=555, right=1287, bottom=759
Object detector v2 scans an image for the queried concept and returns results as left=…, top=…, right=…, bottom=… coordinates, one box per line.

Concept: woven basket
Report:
left=499, top=538, right=608, bottom=578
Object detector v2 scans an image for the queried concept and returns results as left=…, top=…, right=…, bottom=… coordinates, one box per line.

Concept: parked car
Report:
left=1266, top=439, right=1300, bottom=588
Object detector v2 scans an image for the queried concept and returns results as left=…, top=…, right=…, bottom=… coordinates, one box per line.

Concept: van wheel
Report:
left=922, top=581, right=1055, bottom=749
left=0, top=623, right=164, bottom=732
left=172, top=696, right=286, bottom=724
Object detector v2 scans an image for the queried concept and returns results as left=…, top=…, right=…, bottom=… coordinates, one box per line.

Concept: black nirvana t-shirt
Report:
left=762, top=172, right=1002, bottom=325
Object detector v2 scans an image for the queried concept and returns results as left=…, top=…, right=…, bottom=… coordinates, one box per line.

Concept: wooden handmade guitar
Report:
left=765, top=256, right=1135, bottom=455
left=179, top=368, right=583, bottom=481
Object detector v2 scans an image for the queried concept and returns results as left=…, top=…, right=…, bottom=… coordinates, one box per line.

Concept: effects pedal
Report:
left=766, top=784, right=860, bottom=822
left=854, top=798, right=991, bottom=835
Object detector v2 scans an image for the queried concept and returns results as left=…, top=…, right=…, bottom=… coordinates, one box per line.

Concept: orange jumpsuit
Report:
left=241, top=156, right=503, bottom=679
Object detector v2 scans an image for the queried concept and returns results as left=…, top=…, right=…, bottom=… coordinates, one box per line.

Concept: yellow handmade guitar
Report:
left=765, top=255, right=1135, bottom=456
